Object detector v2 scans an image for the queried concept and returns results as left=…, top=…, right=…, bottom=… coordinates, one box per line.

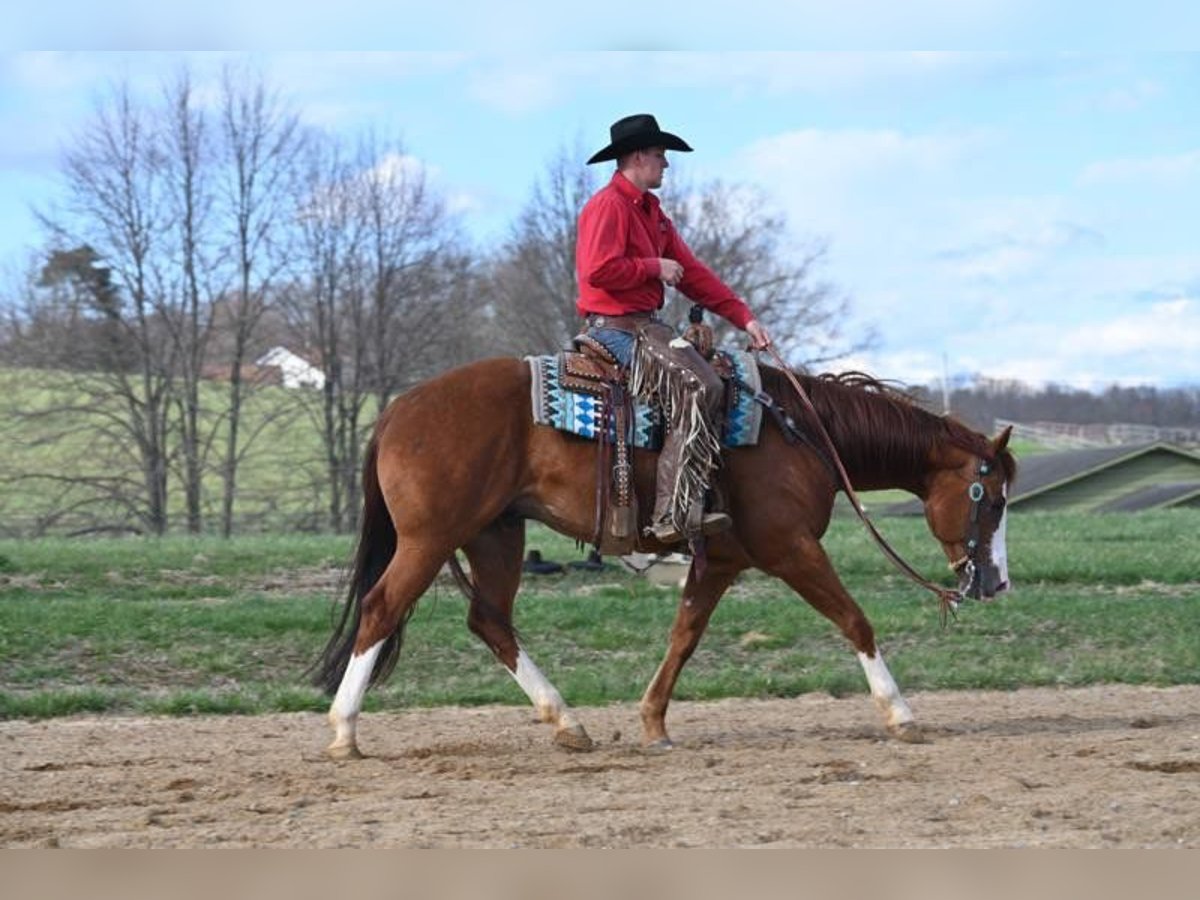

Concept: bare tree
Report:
left=661, top=177, right=873, bottom=367
left=281, top=131, right=480, bottom=531
left=213, top=64, right=304, bottom=537
left=5, top=72, right=486, bottom=537
left=487, top=140, right=599, bottom=355
left=282, top=132, right=371, bottom=532
left=352, top=132, right=474, bottom=411
left=23, top=68, right=305, bottom=538
left=34, top=83, right=176, bottom=535
left=160, top=68, right=217, bottom=533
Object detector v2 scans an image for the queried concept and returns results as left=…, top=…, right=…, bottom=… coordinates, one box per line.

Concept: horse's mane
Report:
left=757, top=367, right=1017, bottom=483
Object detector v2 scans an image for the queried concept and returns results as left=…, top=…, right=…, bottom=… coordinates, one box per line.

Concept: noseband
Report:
left=947, top=458, right=1004, bottom=584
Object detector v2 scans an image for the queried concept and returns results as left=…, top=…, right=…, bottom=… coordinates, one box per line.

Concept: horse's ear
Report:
left=992, top=425, right=1013, bottom=453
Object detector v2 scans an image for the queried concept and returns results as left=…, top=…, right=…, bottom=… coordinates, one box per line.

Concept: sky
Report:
left=1, top=50, right=1197, bottom=390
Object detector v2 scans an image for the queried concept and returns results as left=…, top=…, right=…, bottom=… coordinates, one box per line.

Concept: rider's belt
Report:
left=584, top=312, right=660, bottom=332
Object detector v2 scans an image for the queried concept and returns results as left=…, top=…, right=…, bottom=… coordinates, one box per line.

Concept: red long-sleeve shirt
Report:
left=575, top=172, right=754, bottom=330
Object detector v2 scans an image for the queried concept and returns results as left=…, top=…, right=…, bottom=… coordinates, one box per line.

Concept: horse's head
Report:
left=922, top=425, right=1016, bottom=602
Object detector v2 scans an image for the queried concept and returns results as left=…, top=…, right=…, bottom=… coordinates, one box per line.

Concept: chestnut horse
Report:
left=313, top=357, right=1016, bottom=758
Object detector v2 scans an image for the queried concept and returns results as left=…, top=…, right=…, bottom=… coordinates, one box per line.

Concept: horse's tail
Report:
left=310, top=431, right=404, bottom=695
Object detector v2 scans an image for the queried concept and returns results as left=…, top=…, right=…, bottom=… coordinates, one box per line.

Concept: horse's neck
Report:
left=844, top=462, right=927, bottom=495
left=815, top=392, right=940, bottom=496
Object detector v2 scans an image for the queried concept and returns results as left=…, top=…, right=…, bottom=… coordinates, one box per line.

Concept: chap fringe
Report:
left=631, top=336, right=723, bottom=533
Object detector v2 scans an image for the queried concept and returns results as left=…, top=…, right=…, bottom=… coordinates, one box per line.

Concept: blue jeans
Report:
left=586, top=327, right=636, bottom=367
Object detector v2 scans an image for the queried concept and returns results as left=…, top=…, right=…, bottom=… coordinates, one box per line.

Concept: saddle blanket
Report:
left=526, top=350, right=763, bottom=449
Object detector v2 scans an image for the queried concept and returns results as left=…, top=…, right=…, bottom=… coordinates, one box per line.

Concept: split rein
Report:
left=759, top=344, right=964, bottom=624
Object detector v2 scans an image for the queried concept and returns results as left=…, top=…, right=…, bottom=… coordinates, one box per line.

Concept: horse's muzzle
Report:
left=958, top=562, right=1010, bottom=602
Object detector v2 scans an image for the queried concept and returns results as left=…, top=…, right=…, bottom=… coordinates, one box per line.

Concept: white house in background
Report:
left=254, top=346, right=325, bottom=390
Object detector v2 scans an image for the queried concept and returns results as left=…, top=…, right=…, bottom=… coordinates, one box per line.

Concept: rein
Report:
left=761, top=344, right=964, bottom=622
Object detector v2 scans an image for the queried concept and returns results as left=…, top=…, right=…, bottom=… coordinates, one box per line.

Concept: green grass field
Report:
left=1, top=511, right=1196, bottom=719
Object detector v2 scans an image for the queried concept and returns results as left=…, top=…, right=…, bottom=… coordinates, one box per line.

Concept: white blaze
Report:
left=990, top=482, right=1010, bottom=588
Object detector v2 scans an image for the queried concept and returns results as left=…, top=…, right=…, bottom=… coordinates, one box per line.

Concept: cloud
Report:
left=4, top=52, right=104, bottom=91
left=936, top=297, right=1200, bottom=389
left=834, top=348, right=946, bottom=386
left=744, top=127, right=976, bottom=176
left=370, top=151, right=431, bottom=183
left=731, top=124, right=1008, bottom=335
left=455, top=53, right=1071, bottom=116
left=365, top=151, right=485, bottom=217
left=736, top=126, right=987, bottom=244
left=1067, top=297, right=1200, bottom=356
left=730, top=116, right=1197, bottom=390
left=641, top=52, right=1019, bottom=95
left=262, top=52, right=463, bottom=95
left=935, top=218, right=1106, bottom=282
left=1080, top=149, right=1200, bottom=185
left=1097, top=78, right=1165, bottom=112
left=466, top=67, right=566, bottom=116
left=843, top=272, right=1200, bottom=389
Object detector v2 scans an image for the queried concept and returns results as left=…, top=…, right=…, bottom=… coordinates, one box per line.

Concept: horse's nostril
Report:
left=980, top=582, right=1010, bottom=602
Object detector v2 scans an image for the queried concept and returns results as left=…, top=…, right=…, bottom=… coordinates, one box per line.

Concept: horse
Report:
left=312, top=357, right=1016, bottom=758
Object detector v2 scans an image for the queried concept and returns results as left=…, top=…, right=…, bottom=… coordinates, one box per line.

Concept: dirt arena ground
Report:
left=2, top=684, right=1197, bottom=848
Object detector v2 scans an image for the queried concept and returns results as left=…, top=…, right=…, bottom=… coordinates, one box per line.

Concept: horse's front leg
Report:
left=765, top=536, right=925, bottom=743
left=639, top=558, right=740, bottom=750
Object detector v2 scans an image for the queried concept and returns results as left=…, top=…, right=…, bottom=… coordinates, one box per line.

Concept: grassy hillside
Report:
left=0, top=367, right=334, bottom=537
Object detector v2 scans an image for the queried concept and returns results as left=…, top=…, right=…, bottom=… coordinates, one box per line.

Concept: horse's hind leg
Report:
left=765, top=537, right=924, bottom=743
left=327, top=548, right=446, bottom=759
left=461, top=519, right=594, bottom=751
left=639, top=558, right=741, bottom=750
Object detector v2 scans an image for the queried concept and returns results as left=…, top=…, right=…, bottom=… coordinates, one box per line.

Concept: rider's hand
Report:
left=658, top=259, right=684, bottom=285
left=745, top=319, right=772, bottom=350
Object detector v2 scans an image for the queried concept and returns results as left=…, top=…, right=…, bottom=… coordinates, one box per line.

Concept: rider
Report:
left=576, top=113, right=772, bottom=545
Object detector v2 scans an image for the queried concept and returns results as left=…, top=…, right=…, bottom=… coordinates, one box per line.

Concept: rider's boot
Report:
left=645, top=441, right=730, bottom=545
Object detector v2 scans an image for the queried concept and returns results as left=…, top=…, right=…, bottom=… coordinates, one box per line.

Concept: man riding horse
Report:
left=577, top=113, right=773, bottom=545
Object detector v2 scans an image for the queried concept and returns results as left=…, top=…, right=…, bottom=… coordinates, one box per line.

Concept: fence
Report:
left=996, top=418, right=1200, bottom=450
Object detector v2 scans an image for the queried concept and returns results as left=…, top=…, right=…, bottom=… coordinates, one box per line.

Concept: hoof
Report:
left=888, top=722, right=929, bottom=744
left=326, top=742, right=365, bottom=761
left=553, top=724, right=595, bottom=752
left=642, top=738, right=675, bottom=754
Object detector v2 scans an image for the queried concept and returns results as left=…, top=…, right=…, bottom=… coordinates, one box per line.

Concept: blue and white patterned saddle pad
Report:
left=526, top=350, right=763, bottom=449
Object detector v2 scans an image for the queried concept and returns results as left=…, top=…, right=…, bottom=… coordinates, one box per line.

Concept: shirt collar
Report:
left=610, top=171, right=658, bottom=211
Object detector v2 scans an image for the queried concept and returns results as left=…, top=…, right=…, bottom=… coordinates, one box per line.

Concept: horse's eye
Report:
left=994, top=496, right=1006, bottom=512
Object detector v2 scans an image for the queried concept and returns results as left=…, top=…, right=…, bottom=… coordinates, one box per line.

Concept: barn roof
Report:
left=1094, top=481, right=1200, bottom=513
left=1011, top=442, right=1200, bottom=502
left=884, top=441, right=1200, bottom=515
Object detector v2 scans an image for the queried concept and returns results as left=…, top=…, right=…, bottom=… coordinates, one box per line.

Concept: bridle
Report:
left=946, top=457, right=1005, bottom=594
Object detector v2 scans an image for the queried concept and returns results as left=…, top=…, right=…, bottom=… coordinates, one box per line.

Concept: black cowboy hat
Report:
left=586, top=113, right=694, bottom=165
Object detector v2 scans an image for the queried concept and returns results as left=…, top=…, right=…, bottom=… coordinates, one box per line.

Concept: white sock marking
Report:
left=329, top=639, right=383, bottom=746
left=857, top=650, right=914, bottom=728
left=510, top=647, right=579, bottom=730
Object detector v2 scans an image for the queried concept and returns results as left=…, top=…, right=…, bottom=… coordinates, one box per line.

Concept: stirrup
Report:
left=645, top=512, right=731, bottom=545
left=698, top=512, right=732, bottom=535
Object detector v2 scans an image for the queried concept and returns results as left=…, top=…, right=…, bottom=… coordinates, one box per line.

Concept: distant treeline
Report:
left=914, top=378, right=1200, bottom=433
